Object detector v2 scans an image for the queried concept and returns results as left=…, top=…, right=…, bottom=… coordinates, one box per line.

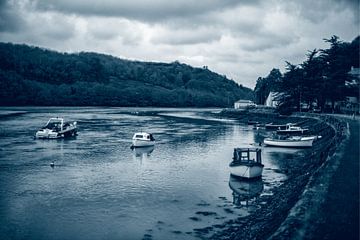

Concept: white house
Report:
left=234, top=99, right=256, bottom=109
left=265, top=92, right=280, bottom=108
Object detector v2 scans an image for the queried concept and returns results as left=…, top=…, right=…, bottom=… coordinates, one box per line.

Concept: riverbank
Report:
left=201, top=109, right=350, bottom=240
left=269, top=116, right=359, bottom=240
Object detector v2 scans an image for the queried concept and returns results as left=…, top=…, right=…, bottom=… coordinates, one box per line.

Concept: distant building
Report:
left=265, top=92, right=280, bottom=108
left=348, top=66, right=360, bottom=79
left=234, top=99, right=256, bottom=109
left=335, top=67, right=360, bottom=114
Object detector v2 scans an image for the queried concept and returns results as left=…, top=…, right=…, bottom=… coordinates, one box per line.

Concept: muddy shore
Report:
left=196, top=109, right=348, bottom=240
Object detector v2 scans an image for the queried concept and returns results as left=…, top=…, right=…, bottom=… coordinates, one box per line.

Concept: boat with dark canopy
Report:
left=229, top=148, right=264, bottom=179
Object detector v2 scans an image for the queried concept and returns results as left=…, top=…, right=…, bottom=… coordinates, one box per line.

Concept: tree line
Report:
left=254, top=35, right=359, bottom=114
left=0, top=43, right=253, bottom=107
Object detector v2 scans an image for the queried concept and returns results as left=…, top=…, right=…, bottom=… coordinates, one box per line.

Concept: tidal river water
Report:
left=0, top=107, right=307, bottom=240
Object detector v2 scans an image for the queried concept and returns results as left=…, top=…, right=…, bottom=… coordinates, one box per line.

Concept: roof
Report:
left=235, top=99, right=254, bottom=103
left=348, top=67, right=360, bottom=76
left=234, top=147, right=261, bottom=152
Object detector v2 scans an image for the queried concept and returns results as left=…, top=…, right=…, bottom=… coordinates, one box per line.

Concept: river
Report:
left=0, top=107, right=309, bottom=240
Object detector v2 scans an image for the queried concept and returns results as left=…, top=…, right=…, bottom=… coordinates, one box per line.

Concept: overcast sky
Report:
left=0, top=0, right=358, bottom=88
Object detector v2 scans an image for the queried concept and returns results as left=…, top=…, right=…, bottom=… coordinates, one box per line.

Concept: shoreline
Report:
left=200, top=109, right=349, bottom=240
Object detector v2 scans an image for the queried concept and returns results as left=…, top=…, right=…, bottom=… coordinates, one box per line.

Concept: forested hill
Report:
left=0, top=42, right=253, bottom=107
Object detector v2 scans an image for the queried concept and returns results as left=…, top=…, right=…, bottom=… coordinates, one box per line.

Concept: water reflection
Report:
left=132, top=145, right=155, bottom=159
left=229, top=175, right=264, bottom=207
left=0, top=107, right=288, bottom=240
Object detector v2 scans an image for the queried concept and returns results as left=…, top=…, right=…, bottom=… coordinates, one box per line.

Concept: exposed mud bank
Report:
left=199, top=109, right=348, bottom=240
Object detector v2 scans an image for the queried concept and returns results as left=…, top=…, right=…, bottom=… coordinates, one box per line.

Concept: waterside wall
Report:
left=211, top=109, right=348, bottom=240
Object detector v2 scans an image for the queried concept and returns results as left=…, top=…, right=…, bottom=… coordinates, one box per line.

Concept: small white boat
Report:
left=229, top=148, right=264, bottom=179
left=35, top=117, right=77, bottom=139
left=265, top=123, right=295, bottom=130
left=132, top=132, right=155, bottom=147
left=276, top=124, right=309, bottom=135
left=300, top=135, right=322, bottom=141
left=263, top=136, right=314, bottom=148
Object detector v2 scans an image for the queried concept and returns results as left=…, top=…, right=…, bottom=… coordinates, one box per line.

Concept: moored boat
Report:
left=131, top=132, right=155, bottom=147
left=229, top=148, right=264, bottom=179
left=263, top=136, right=314, bottom=148
left=35, top=117, right=77, bottom=139
left=265, top=122, right=295, bottom=130
left=276, top=124, right=309, bottom=135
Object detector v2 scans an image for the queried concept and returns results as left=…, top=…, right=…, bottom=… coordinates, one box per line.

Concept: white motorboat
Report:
left=265, top=123, right=295, bottom=130
left=229, top=148, right=264, bottom=179
left=131, top=132, right=155, bottom=147
left=299, top=135, right=322, bottom=141
left=35, top=117, right=77, bottom=139
left=263, top=136, right=314, bottom=148
left=276, top=124, right=309, bottom=135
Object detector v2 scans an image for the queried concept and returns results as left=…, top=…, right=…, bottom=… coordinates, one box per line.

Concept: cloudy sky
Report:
left=0, top=0, right=358, bottom=88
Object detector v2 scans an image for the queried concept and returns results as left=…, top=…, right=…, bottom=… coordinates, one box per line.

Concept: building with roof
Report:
left=234, top=99, right=256, bottom=109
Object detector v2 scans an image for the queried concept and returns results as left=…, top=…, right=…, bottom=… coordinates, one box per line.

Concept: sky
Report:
left=0, top=0, right=358, bottom=88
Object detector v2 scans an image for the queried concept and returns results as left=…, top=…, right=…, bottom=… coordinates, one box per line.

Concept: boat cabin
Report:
left=230, top=148, right=264, bottom=179
left=43, top=118, right=64, bottom=131
left=232, top=148, right=262, bottom=164
left=132, top=132, right=155, bottom=141
left=276, top=124, right=309, bottom=135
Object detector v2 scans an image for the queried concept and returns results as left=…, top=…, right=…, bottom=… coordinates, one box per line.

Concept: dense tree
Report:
left=254, top=68, right=282, bottom=104
left=266, top=35, right=359, bottom=114
left=0, top=43, right=253, bottom=107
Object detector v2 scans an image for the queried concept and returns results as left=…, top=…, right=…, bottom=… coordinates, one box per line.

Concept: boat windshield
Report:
left=44, top=122, right=61, bottom=130
left=43, top=119, right=63, bottom=130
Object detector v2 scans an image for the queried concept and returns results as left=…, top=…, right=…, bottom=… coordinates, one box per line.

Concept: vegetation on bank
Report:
left=254, top=36, right=359, bottom=114
left=0, top=42, right=253, bottom=107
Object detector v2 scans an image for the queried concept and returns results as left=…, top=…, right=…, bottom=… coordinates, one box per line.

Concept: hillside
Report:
left=0, top=43, right=253, bottom=107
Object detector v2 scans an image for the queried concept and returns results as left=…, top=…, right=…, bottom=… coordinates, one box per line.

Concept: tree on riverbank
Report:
left=0, top=42, right=253, bottom=107
left=257, top=35, right=359, bottom=114
left=254, top=68, right=282, bottom=105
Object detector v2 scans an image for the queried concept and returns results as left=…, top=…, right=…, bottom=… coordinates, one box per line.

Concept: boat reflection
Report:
left=229, top=175, right=264, bottom=207
left=132, top=145, right=155, bottom=158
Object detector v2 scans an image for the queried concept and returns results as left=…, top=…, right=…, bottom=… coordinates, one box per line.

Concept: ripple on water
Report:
left=0, top=107, right=302, bottom=239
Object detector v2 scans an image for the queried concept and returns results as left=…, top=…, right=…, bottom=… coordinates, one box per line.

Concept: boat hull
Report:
left=264, top=138, right=313, bottom=148
left=276, top=129, right=309, bottom=135
left=265, top=124, right=288, bottom=130
left=35, top=127, right=77, bottom=139
left=132, top=139, right=155, bottom=147
left=229, top=164, right=263, bottom=179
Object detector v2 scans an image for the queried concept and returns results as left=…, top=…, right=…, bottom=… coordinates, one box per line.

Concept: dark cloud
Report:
left=0, top=0, right=358, bottom=88
left=32, top=0, right=259, bottom=22
left=280, top=0, right=359, bottom=24
left=0, top=0, right=25, bottom=32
